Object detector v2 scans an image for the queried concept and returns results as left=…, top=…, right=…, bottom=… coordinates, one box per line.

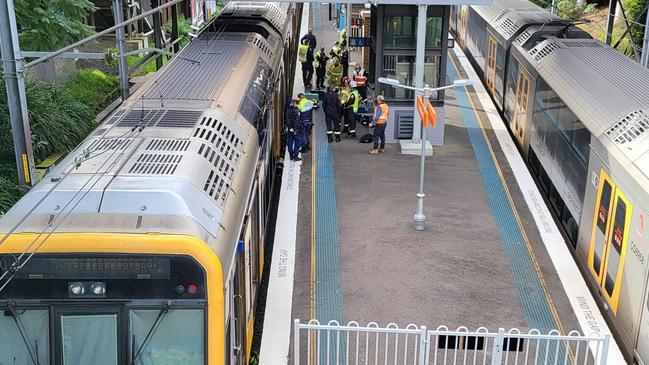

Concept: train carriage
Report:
left=453, top=1, right=649, bottom=363
left=0, top=2, right=300, bottom=365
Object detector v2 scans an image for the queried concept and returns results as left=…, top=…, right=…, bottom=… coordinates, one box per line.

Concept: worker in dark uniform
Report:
left=297, top=92, right=314, bottom=152
left=300, top=40, right=314, bottom=90
left=322, top=85, right=342, bottom=143
left=329, top=41, right=341, bottom=59
left=286, top=99, right=303, bottom=161
left=314, top=47, right=328, bottom=90
left=300, top=28, right=317, bottom=49
left=369, top=95, right=389, bottom=154
left=340, top=44, right=349, bottom=79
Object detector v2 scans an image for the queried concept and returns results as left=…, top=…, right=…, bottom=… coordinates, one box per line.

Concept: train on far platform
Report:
left=0, top=2, right=301, bottom=364
left=451, top=0, right=649, bottom=363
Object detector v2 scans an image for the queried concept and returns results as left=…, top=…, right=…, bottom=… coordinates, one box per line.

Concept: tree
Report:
left=14, top=0, right=96, bottom=51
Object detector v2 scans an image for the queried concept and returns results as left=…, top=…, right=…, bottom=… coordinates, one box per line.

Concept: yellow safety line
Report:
left=310, top=114, right=318, bottom=362
left=449, top=57, right=569, bottom=338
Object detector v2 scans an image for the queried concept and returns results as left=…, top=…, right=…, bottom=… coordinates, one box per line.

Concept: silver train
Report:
left=0, top=2, right=300, bottom=364
left=451, top=0, right=649, bottom=363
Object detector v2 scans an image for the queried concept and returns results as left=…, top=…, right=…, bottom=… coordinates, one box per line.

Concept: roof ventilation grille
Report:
left=87, top=138, right=132, bottom=152
left=128, top=153, right=183, bottom=175
left=498, top=18, right=518, bottom=38
left=248, top=35, right=273, bottom=59
left=493, top=9, right=511, bottom=23
left=116, top=109, right=202, bottom=129
left=530, top=41, right=562, bottom=61
left=606, top=109, right=649, bottom=146
left=194, top=116, right=243, bottom=207
left=145, top=138, right=191, bottom=152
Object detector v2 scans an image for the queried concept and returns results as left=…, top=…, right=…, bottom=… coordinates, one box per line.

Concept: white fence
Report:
left=292, top=320, right=611, bottom=365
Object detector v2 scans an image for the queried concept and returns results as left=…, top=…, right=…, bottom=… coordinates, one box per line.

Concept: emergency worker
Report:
left=300, top=28, right=317, bottom=49
left=326, top=58, right=343, bottom=88
left=339, top=29, right=347, bottom=46
left=300, top=40, right=314, bottom=89
left=322, top=85, right=342, bottom=143
left=340, top=44, right=349, bottom=79
left=344, top=81, right=361, bottom=138
left=286, top=99, right=303, bottom=161
left=369, top=95, right=389, bottom=154
left=314, top=47, right=328, bottom=90
left=339, top=82, right=351, bottom=133
left=352, top=65, right=369, bottom=101
left=329, top=41, right=341, bottom=59
left=297, top=93, right=314, bottom=152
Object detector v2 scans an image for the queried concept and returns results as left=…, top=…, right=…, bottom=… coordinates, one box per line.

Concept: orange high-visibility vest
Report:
left=374, top=103, right=389, bottom=124
left=354, top=71, right=367, bottom=87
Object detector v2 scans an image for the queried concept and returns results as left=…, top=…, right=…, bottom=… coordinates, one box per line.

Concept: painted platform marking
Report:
left=451, top=47, right=624, bottom=363
left=449, top=61, right=564, bottom=345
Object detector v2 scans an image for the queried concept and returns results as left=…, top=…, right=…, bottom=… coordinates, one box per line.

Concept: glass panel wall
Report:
left=380, top=54, right=441, bottom=100
left=383, top=16, right=443, bottom=48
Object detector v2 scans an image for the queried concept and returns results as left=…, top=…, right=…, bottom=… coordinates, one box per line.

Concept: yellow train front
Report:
left=0, top=2, right=300, bottom=364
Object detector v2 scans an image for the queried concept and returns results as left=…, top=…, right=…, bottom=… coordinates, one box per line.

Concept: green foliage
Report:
left=0, top=69, right=118, bottom=212
left=0, top=176, right=23, bottom=215
left=584, top=3, right=598, bottom=14
left=15, top=0, right=96, bottom=51
left=165, top=17, right=193, bottom=47
left=557, top=0, right=585, bottom=19
left=529, top=0, right=553, bottom=9
left=622, top=0, right=648, bottom=55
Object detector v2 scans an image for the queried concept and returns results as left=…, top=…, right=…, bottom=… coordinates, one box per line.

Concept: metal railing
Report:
left=292, top=320, right=610, bottom=365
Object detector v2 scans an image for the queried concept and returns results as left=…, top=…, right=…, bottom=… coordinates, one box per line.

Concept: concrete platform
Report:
left=259, top=3, right=624, bottom=364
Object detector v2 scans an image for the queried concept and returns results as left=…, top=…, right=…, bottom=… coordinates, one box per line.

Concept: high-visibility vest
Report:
left=354, top=71, right=367, bottom=87
left=297, top=97, right=314, bottom=112
left=339, top=88, right=351, bottom=104
left=374, top=103, right=389, bottom=124
left=350, top=90, right=360, bottom=113
left=331, top=45, right=341, bottom=57
left=298, top=44, right=309, bottom=62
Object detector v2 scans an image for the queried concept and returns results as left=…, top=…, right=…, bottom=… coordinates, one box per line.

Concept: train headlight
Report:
left=91, top=282, right=106, bottom=296
left=69, top=282, right=84, bottom=296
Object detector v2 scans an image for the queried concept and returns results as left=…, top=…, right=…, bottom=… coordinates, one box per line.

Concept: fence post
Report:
left=599, top=334, right=610, bottom=365
left=418, top=326, right=428, bottom=365
left=294, top=319, right=301, bottom=365
left=491, top=328, right=505, bottom=365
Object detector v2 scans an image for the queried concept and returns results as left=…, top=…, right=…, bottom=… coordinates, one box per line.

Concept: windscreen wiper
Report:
left=7, top=302, right=40, bottom=365
left=130, top=304, right=170, bottom=365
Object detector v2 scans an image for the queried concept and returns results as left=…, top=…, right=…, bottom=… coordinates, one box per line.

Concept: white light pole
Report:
left=378, top=77, right=473, bottom=231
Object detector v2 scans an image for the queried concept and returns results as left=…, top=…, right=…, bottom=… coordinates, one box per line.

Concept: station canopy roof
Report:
left=244, top=0, right=493, bottom=5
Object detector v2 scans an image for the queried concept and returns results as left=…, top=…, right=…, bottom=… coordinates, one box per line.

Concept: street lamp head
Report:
left=453, top=79, right=473, bottom=87
left=378, top=77, right=400, bottom=86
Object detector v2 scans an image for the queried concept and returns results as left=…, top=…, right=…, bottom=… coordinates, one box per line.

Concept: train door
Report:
left=587, top=169, right=633, bottom=314
left=485, top=33, right=497, bottom=95
left=229, top=257, right=246, bottom=365
left=511, top=69, right=531, bottom=144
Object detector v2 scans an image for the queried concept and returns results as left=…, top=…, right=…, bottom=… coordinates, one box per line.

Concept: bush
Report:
left=584, top=3, right=598, bottom=14
left=0, top=176, right=23, bottom=215
left=557, top=0, right=586, bottom=19
left=166, top=17, right=193, bottom=47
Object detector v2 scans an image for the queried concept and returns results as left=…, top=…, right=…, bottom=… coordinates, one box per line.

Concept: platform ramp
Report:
left=293, top=320, right=610, bottom=365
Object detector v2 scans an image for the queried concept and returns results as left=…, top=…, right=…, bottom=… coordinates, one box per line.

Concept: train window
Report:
left=561, top=207, right=579, bottom=247
left=0, top=308, right=50, bottom=364
left=549, top=185, right=565, bottom=218
left=129, top=309, right=205, bottom=364
left=504, top=55, right=520, bottom=119
left=590, top=174, right=613, bottom=278
left=572, top=122, right=590, bottom=163
left=61, top=313, right=118, bottom=364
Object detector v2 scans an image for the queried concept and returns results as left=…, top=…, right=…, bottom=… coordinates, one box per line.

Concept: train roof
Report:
left=473, top=0, right=559, bottom=41
left=0, top=2, right=294, bottom=279
left=522, top=37, right=649, bottom=182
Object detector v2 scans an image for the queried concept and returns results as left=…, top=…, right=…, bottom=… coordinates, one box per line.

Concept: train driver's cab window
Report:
left=129, top=309, right=205, bottom=364
left=0, top=308, right=50, bottom=364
